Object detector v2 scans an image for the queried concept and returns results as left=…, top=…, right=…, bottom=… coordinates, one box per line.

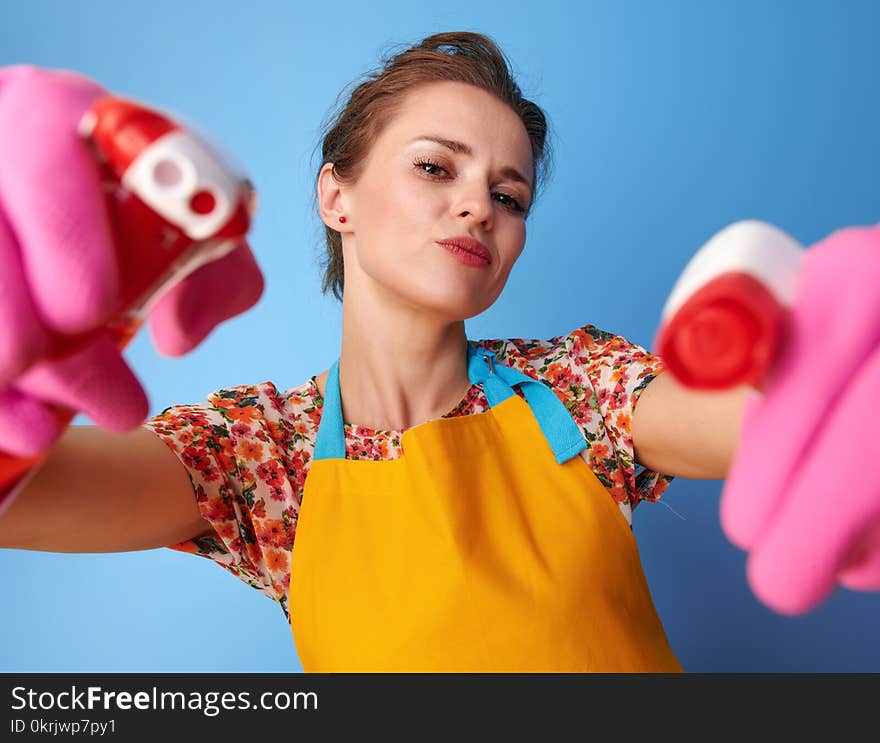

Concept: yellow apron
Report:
left=289, top=340, right=683, bottom=672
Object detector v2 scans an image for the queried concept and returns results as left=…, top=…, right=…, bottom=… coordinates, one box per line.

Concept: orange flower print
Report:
left=376, top=437, right=396, bottom=460
left=590, top=442, right=611, bottom=462
left=222, top=405, right=259, bottom=424
left=265, top=420, right=293, bottom=449
left=256, top=520, right=287, bottom=548
left=545, top=361, right=572, bottom=390
left=610, top=367, right=629, bottom=385
left=570, top=326, right=596, bottom=354
left=265, top=547, right=289, bottom=574
left=266, top=420, right=282, bottom=439
left=211, top=397, right=234, bottom=411
left=235, top=439, right=265, bottom=462
left=520, top=342, right=549, bottom=363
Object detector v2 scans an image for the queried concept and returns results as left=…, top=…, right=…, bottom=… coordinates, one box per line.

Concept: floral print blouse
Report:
left=142, top=324, right=675, bottom=622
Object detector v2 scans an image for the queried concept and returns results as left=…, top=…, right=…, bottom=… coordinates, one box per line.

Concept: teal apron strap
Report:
left=466, top=341, right=586, bottom=464
left=314, top=340, right=586, bottom=464
left=314, top=359, right=345, bottom=461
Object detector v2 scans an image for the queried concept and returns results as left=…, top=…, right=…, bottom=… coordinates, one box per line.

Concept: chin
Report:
left=397, top=279, right=498, bottom=320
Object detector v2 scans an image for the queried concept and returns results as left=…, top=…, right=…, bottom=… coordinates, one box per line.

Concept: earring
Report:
left=338, top=216, right=347, bottom=224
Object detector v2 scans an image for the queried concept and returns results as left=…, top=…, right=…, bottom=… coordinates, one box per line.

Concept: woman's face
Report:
left=326, top=80, right=534, bottom=320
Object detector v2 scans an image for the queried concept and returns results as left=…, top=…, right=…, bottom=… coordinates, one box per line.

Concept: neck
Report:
left=322, top=282, right=472, bottom=432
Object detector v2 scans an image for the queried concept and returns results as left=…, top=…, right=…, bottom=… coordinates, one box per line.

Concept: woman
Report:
left=0, top=32, right=779, bottom=671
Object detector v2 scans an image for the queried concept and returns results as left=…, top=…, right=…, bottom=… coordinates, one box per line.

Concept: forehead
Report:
left=379, top=81, right=533, bottom=176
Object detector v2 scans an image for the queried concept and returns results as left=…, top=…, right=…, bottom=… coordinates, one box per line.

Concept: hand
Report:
left=0, top=66, right=264, bottom=457
left=720, top=224, right=880, bottom=614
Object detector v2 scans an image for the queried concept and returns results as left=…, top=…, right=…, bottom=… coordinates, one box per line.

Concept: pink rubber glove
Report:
left=0, top=65, right=264, bottom=456
left=721, top=224, right=880, bottom=614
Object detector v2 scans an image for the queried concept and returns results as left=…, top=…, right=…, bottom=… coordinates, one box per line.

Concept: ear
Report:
left=317, top=162, right=348, bottom=231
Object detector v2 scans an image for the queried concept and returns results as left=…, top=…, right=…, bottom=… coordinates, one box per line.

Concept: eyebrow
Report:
left=408, top=134, right=533, bottom=200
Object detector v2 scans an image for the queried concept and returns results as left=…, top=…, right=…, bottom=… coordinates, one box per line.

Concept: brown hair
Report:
left=312, top=31, right=553, bottom=302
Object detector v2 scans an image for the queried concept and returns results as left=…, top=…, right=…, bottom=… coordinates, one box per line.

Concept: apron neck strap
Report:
left=467, top=342, right=586, bottom=464
left=314, top=358, right=345, bottom=460
left=314, top=340, right=586, bottom=464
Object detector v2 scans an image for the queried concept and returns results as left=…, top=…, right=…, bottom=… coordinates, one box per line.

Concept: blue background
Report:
left=1, top=0, right=878, bottom=672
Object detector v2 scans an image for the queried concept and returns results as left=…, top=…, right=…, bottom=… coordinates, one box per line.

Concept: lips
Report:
left=436, top=236, right=492, bottom=263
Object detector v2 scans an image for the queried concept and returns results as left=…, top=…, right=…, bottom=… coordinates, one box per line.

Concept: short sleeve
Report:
left=477, top=323, right=675, bottom=511
left=142, top=383, right=305, bottom=621
left=564, top=324, right=675, bottom=507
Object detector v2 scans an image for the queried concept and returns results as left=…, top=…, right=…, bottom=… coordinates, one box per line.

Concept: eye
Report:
left=493, top=192, right=525, bottom=214
left=412, top=157, right=527, bottom=215
left=413, top=157, right=449, bottom=178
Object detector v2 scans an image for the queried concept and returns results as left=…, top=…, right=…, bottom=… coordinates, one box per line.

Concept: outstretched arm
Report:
left=631, top=372, right=750, bottom=480
left=0, top=425, right=209, bottom=553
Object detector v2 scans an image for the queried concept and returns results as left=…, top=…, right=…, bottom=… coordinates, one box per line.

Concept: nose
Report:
left=452, top=181, right=493, bottom=228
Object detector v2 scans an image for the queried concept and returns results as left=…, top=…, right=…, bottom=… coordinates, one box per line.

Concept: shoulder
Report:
left=472, top=324, right=674, bottom=510
left=471, top=326, right=576, bottom=390
left=149, top=379, right=320, bottom=435
left=144, top=378, right=323, bottom=499
left=472, top=323, right=659, bottom=400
